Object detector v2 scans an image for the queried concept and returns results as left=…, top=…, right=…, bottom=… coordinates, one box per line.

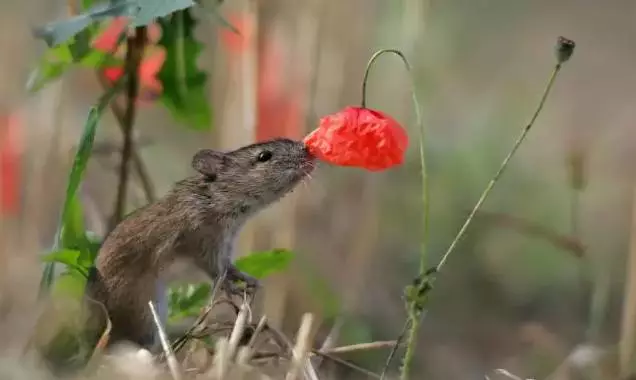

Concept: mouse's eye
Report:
left=257, top=150, right=272, bottom=162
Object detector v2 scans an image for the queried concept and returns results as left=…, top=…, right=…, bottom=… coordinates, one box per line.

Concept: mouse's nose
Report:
left=302, top=145, right=314, bottom=159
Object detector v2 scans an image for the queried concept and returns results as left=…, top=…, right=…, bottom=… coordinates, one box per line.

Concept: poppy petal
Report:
left=304, top=106, right=408, bottom=171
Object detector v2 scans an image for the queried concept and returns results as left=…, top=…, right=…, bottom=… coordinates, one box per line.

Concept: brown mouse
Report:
left=86, top=138, right=315, bottom=349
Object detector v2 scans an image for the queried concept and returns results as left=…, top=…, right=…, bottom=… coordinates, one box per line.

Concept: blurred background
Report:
left=2, top=0, right=636, bottom=379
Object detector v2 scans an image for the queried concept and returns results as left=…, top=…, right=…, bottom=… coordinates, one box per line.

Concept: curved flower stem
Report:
left=359, top=49, right=429, bottom=379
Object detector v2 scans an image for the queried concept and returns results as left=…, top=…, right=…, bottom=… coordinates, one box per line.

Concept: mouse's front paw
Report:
left=224, top=265, right=260, bottom=295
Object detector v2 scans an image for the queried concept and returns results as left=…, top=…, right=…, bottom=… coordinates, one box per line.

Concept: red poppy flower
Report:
left=304, top=106, right=408, bottom=171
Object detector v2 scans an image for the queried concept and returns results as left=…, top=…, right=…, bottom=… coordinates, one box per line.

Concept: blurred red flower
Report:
left=94, top=17, right=165, bottom=102
left=0, top=112, right=21, bottom=216
left=219, top=12, right=304, bottom=142
left=304, top=106, right=408, bottom=171
left=219, top=14, right=254, bottom=55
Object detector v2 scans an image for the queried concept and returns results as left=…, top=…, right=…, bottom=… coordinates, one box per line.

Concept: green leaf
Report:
left=42, top=249, right=89, bottom=279
left=234, top=249, right=295, bottom=279
left=157, top=9, right=212, bottom=130
left=133, top=0, right=196, bottom=27
left=39, top=79, right=124, bottom=296
left=61, top=196, right=94, bottom=268
left=167, top=282, right=211, bottom=323
left=27, top=25, right=123, bottom=93
left=33, top=2, right=135, bottom=47
left=42, top=249, right=81, bottom=267
left=26, top=62, right=67, bottom=94
left=52, top=269, right=88, bottom=300
left=84, top=231, right=103, bottom=261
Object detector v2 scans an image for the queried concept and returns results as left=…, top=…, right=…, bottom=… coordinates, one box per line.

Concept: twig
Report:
left=111, top=26, right=147, bottom=230
left=435, top=64, right=563, bottom=272
left=149, top=301, right=183, bottom=380
left=285, top=313, right=317, bottom=380
left=312, top=316, right=342, bottom=369
left=97, top=74, right=156, bottom=204
left=246, top=315, right=267, bottom=350
left=212, top=337, right=231, bottom=379
left=399, top=37, right=576, bottom=380
left=320, top=340, right=397, bottom=355
left=311, top=351, right=382, bottom=379
left=251, top=349, right=382, bottom=379
left=380, top=319, right=409, bottom=379
left=227, top=303, right=249, bottom=360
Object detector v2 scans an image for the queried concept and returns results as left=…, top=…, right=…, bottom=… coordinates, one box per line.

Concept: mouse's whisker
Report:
left=300, top=177, right=313, bottom=193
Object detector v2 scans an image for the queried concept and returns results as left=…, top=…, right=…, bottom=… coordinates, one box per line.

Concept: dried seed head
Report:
left=556, top=36, right=576, bottom=63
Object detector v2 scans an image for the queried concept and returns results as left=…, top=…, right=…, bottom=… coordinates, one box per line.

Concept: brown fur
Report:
left=86, top=138, right=315, bottom=348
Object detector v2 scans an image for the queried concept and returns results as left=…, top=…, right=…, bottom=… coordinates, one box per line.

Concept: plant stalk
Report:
left=359, top=49, right=428, bottom=379
left=97, top=74, right=156, bottom=204
left=399, top=37, right=574, bottom=378
left=434, top=63, right=562, bottom=273
left=111, top=26, right=147, bottom=231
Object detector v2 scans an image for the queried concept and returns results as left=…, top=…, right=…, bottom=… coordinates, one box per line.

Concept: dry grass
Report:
left=0, top=237, right=395, bottom=380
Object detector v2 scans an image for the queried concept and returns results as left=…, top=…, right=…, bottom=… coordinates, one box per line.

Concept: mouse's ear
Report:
left=192, top=149, right=225, bottom=178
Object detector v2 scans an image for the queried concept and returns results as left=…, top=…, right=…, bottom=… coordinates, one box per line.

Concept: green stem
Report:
left=360, top=49, right=428, bottom=379
left=401, top=47, right=572, bottom=379
left=434, top=62, right=562, bottom=273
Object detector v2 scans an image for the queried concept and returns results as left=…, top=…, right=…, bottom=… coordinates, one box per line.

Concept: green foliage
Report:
left=157, top=9, right=212, bottom=129
left=33, top=0, right=197, bottom=48
left=39, top=81, right=124, bottom=296
left=33, top=2, right=135, bottom=48
left=167, top=250, right=296, bottom=323
left=132, top=0, right=196, bottom=27
left=27, top=33, right=122, bottom=93
left=234, top=249, right=295, bottom=279
left=29, top=0, right=199, bottom=94
left=168, top=282, right=212, bottom=323
left=42, top=250, right=87, bottom=278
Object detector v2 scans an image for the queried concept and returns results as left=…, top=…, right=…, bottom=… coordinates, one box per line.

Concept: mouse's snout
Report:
left=299, top=144, right=316, bottom=171
left=301, top=145, right=315, bottom=160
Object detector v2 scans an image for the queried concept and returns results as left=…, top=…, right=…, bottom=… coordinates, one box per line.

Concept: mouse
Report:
left=85, top=138, right=315, bottom=350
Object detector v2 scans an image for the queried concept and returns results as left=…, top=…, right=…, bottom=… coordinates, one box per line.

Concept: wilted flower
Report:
left=304, top=106, right=409, bottom=171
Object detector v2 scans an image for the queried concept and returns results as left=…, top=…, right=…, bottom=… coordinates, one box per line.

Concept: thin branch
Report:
left=111, top=26, right=147, bottom=230
left=97, top=74, right=156, bottom=204
left=246, top=316, right=267, bottom=350
left=434, top=61, right=564, bottom=272
left=311, top=351, right=382, bottom=379
left=320, top=340, right=397, bottom=355
left=380, top=319, right=409, bottom=379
